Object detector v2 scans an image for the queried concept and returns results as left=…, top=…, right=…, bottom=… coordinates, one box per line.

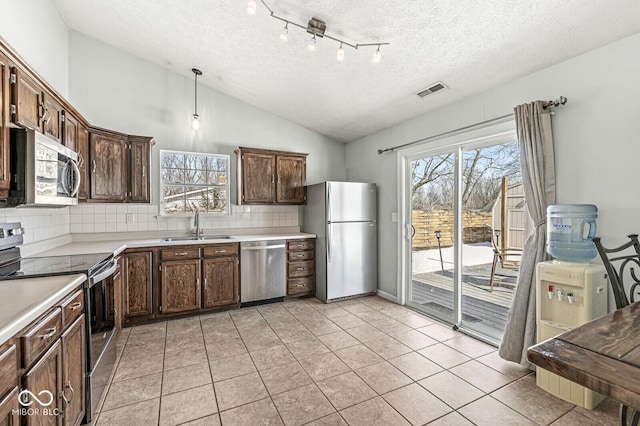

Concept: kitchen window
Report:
left=160, top=150, right=230, bottom=215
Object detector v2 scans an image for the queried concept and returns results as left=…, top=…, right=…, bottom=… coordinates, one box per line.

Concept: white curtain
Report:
left=499, top=101, right=556, bottom=368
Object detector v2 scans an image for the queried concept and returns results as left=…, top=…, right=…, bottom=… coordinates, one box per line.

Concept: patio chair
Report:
left=484, top=224, right=523, bottom=291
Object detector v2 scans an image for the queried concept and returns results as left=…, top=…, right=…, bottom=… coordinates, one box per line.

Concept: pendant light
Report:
left=280, top=22, right=289, bottom=41
left=372, top=45, right=382, bottom=63
left=191, top=68, right=202, bottom=131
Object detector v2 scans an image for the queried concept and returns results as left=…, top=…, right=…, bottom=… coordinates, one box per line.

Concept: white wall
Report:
left=67, top=31, right=346, bottom=207
left=0, top=0, right=69, bottom=96
left=346, top=33, right=640, bottom=299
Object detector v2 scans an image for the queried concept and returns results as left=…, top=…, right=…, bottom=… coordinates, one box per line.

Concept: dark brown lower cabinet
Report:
left=161, top=260, right=201, bottom=314
left=0, top=387, right=19, bottom=426
left=22, top=340, right=63, bottom=426
left=202, top=257, right=239, bottom=308
left=61, top=316, right=85, bottom=426
left=123, top=251, right=153, bottom=321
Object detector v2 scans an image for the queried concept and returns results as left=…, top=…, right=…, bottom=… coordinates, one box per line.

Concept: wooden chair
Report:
left=484, top=224, right=523, bottom=291
left=593, top=234, right=640, bottom=426
left=592, top=234, right=640, bottom=310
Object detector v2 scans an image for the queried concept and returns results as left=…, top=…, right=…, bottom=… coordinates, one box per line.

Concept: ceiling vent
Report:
left=417, top=82, right=448, bottom=98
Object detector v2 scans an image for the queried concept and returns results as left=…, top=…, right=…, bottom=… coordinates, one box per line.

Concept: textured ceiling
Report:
left=52, top=0, right=640, bottom=142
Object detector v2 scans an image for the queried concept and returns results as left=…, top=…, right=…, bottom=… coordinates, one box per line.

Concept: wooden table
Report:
left=528, top=302, right=640, bottom=424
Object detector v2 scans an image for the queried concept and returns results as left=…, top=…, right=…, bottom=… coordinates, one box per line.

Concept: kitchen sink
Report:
left=161, top=235, right=234, bottom=242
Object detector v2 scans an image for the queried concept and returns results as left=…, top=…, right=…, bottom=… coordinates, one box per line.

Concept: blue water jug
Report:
left=546, top=204, right=598, bottom=262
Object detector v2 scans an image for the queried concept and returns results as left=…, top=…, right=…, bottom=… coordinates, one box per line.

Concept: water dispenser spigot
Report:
left=557, top=288, right=565, bottom=302
left=567, top=292, right=575, bottom=304
left=548, top=285, right=554, bottom=300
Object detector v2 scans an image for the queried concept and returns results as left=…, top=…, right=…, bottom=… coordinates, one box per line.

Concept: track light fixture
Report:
left=247, top=0, right=389, bottom=63
left=191, top=68, right=202, bottom=131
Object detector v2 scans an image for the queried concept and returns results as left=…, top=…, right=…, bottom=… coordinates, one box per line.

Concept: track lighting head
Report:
left=247, top=0, right=257, bottom=15
left=372, top=46, right=382, bottom=63
left=307, top=35, right=317, bottom=51
left=280, top=23, right=288, bottom=41
left=336, top=43, right=345, bottom=61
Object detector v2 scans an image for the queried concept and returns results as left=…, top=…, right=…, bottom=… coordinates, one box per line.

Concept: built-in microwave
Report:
left=5, top=129, right=80, bottom=207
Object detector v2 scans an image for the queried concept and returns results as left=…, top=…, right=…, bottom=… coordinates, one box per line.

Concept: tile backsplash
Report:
left=1, top=204, right=301, bottom=246
left=68, top=204, right=301, bottom=234
left=0, top=207, right=70, bottom=244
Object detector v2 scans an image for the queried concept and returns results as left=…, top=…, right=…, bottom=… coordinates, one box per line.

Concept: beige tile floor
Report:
left=94, top=296, right=619, bottom=426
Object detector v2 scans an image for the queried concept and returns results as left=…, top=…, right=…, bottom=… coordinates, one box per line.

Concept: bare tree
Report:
left=411, top=142, right=521, bottom=210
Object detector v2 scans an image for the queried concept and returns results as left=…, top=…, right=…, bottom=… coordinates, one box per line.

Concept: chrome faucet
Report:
left=194, top=211, right=201, bottom=239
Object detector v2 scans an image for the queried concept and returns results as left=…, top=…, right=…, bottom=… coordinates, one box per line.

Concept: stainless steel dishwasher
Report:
left=240, top=240, right=286, bottom=303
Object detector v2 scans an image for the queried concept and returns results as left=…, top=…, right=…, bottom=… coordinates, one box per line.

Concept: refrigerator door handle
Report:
left=327, top=184, right=332, bottom=223
left=327, top=223, right=332, bottom=261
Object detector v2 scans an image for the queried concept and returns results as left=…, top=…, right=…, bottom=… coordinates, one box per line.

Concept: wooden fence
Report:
left=412, top=209, right=492, bottom=250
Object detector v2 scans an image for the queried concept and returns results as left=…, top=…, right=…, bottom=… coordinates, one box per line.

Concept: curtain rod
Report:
left=377, top=96, right=567, bottom=155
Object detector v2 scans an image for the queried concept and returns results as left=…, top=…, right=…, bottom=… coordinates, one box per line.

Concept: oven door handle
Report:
left=89, top=260, right=118, bottom=285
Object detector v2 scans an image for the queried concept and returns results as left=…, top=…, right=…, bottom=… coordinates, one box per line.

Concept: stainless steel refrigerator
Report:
left=304, top=181, right=377, bottom=302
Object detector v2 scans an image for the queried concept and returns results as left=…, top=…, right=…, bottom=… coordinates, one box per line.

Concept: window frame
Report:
left=159, top=149, right=231, bottom=216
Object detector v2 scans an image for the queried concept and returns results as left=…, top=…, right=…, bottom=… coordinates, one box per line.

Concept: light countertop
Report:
left=0, top=274, right=86, bottom=346
left=44, top=232, right=316, bottom=256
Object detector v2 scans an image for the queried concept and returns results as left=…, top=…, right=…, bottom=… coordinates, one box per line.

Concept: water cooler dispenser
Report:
left=535, top=260, right=607, bottom=408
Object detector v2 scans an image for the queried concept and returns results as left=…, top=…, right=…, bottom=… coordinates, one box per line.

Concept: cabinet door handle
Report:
left=92, top=160, right=97, bottom=173
left=69, top=302, right=82, bottom=310
left=142, top=166, right=145, bottom=177
left=271, top=174, right=275, bottom=184
left=39, top=101, right=46, bottom=122
left=78, top=153, right=84, bottom=168
left=204, top=278, right=207, bottom=289
left=62, top=381, right=75, bottom=405
left=43, top=107, right=50, bottom=124
left=40, top=327, right=57, bottom=340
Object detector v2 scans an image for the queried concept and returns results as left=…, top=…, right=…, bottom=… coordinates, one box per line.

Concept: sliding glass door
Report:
left=402, top=122, right=522, bottom=343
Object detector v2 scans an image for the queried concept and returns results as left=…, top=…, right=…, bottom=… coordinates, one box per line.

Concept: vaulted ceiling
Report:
left=52, top=0, right=640, bottom=142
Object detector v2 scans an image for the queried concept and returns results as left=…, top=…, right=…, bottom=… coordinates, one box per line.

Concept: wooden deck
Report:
left=411, top=262, right=516, bottom=336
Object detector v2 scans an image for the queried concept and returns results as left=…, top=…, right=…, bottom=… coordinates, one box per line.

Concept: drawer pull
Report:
left=296, top=267, right=308, bottom=271
left=175, top=252, right=189, bottom=256
left=296, top=254, right=305, bottom=257
left=295, top=284, right=306, bottom=287
left=214, top=250, right=227, bottom=253
left=69, top=302, right=82, bottom=310
left=40, top=327, right=57, bottom=340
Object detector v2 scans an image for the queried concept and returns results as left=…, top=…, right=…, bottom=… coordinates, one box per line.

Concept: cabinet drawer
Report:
left=288, top=277, right=314, bottom=294
left=288, top=250, right=314, bottom=261
left=288, top=260, right=314, bottom=278
left=203, top=244, right=239, bottom=258
left=287, top=239, right=314, bottom=251
left=161, top=248, right=200, bottom=261
left=61, top=289, right=84, bottom=329
left=0, top=342, right=18, bottom=400
left=21, top=307, right=62, bottom=368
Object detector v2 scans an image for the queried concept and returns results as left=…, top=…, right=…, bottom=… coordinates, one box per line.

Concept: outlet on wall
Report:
left=391, top=212, right=398, bottom=222
left=126, top=213, right=135, bottom=224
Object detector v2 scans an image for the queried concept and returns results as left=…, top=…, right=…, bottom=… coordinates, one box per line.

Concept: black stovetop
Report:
left=0, top=252, right=113, bottom=279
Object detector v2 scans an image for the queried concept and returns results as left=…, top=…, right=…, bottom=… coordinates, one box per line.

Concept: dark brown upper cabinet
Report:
left=236, top=147, right=307, bottom=205
left=0, top=53, right=10, bottom=199
left=10, top=67, right=64, bottom=144
left=89, top=128, right=154, bottom=203
left=90, top=130, right=128, bottom=202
